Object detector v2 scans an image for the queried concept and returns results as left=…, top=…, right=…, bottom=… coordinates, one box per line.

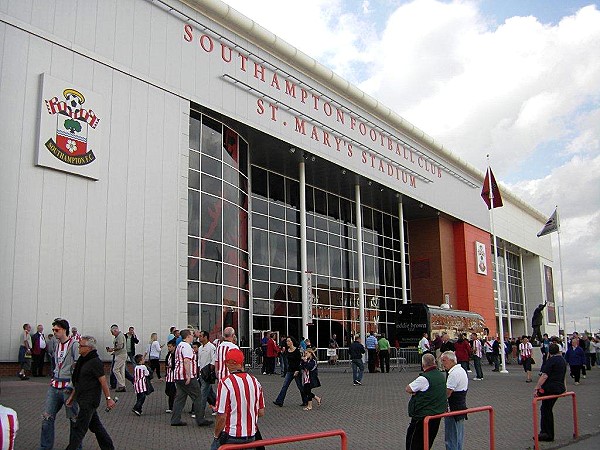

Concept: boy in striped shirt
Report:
left=211, top=349, right=265, bottom=450
left=132, top=354, right=150, bottom=416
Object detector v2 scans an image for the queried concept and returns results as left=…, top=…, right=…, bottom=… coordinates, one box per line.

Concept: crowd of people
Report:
left=6, top=319, right=599, bottom=450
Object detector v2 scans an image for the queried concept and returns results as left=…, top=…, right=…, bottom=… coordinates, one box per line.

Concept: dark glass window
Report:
left=202, top=174, right=221, bottom=197
left=188, top=281, right=199, bottom=302
left=201, top=239, right=221, bottom=261
left=251, top=166, right=268, bottom=198
left=223, top=202, right=239, bottom=247
left=188, top=303, right=199, bottom=329
left=190, top=116, right=200, bottom=151
left=200, top=304, right=220, bottom=333
left=189, top=237, right=199, bottom=258
left=269, top=233, right=286, bottom=268
left=223, top=163, right=239, bottom=189
left=252, top=213, right=269, bottom=230
left=201, top=117, right=222, bottom=159
left=190, top=151, right=200, bottom=171
left=200, top=283, right=223, bottom=305
left=188, top=257, right=199, bottom=280
left=223, top=126, right=239, bottom=169
left=201, top=260, right=221, bottom=284
left=286, top=179, right=300, bottom=208
left=252, top=230, right=269, bottom=265
left=268, top=172, right=285, bottom=203
left=188, top=190, right=200, bottom=237
left=239, top=140, right=248, bottom=176
left=201, top=194, right=222, bottom=242
left=252, top=264, right=269, bottom=281
left=202, top=155, right=221, bottom=177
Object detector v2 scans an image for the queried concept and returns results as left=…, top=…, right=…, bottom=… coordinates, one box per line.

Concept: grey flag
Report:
left=536, top=209, right=559, bottom=237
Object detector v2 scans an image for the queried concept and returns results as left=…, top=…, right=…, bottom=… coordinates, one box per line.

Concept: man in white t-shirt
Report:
left=418, top=333, right=431, bottom=355
left=441, top=351, right=469, bottom=450
left=197, top=331, right=217, bottom=423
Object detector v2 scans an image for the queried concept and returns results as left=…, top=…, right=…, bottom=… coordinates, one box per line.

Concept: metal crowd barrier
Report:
left=243, top=347, right=422, bottom=372
left=532, top=391, right=578, bottom=450
left=219, top=429, right=348, bottom=449
left=424, top=406, right=495, bottom=450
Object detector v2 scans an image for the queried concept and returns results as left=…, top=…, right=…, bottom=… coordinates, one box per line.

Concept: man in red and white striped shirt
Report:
left=0, top=402, right=18, bottom=450
left=211, top=349, right=265, bottom=450
left=40, top=318, right=79, bottom=450
left=170, top=329, right=212, bottom=427
left=215, top=327, right=239, bottom=382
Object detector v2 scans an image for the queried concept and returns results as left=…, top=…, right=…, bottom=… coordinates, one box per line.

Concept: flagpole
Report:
left=487, top=155, right=508, bottom=373
left=555, top=206, right=567, bottom=337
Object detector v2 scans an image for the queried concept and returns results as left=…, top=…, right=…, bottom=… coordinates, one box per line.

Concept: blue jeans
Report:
left=279, top=353, right=288, bottom=376
left=274, top=371, right=305, bottom=405
left=199, top=377, right=216, bottom=419
left=39, top=386, right=80, bottom=450
left=351, top=359, right=364, bottom=383
left=444, top=417, right=465, bottom=450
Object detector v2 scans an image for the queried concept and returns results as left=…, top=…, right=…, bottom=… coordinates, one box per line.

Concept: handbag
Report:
left=145, top=375, right=155, bottom=395
left=200, top=364, right=217, bottom=384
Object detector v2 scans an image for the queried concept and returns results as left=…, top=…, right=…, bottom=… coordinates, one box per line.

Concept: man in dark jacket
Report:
left=66, top=336, right=115, bottom=450
left=349, top=335, right=366, bottom=385
left=405, top=353, right=447, bottom=450
left=534, top=343, right=566, bottom=442
left=31, top=324, right=47, bottom=377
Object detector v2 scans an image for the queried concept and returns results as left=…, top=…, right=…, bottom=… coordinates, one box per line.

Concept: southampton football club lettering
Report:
left=44, top=89, right=99, bottom=165
left=183, top=24, right=450, bottom=189
left=37, top=74, right=103, bottom=180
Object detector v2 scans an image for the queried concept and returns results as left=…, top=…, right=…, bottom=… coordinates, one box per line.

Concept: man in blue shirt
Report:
left=365, top=332, right=378, bottom=373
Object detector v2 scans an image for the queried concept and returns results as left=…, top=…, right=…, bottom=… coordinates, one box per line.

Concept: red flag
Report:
left=481, top=167, right=503, bottom=209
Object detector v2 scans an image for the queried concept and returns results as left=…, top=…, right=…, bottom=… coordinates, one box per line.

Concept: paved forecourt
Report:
left=2, top=358, right=599, bottom=449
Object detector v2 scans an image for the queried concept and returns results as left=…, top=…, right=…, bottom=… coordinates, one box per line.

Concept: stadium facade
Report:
left=0, top=0, right=559, bottom=361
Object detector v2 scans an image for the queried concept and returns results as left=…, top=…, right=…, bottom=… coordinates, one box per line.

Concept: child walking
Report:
left=164, top=339, right=176, bottom=413
left=133, top=354, right=150, bottom=416
left=300, top=348, right=321, bottom=411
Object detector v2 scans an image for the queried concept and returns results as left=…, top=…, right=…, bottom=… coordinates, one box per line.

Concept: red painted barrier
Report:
left=532, top=391, right=577, bottom=450
left=423, top=405, right=495, bottom=450
left=218, top=429, right=348, bottom=449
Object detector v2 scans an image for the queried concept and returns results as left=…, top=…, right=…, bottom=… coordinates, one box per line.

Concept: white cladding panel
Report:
left=0, top=0, right=553, bottom=360
left=0, top=14, right=185, bottom=361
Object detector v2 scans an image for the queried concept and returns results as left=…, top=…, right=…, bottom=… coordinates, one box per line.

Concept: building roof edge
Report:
left=181, top=0, right=547, bottom=223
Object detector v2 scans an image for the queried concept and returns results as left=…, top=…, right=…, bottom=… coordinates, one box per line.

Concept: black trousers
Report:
left=32, top=352, right=46, bottom=376
left=406, top=417, right=441, bottom=450
left=67, top=403, right=114, bottom=450
left=540, top=397, right=558, bottom=438
left=149, top=358, right=161, bottom=378
left=367, top=349, right=377, bottom=373
left=379, top=350, right=390, bottom=373
left=570, top=365, right=581, bottom=382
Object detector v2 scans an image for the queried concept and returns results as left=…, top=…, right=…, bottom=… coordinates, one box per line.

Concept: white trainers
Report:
left=165, top=409, right=172, bottom=413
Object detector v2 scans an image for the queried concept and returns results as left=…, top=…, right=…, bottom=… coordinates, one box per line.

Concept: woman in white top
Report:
left=144, top=333, right=163, bottom=379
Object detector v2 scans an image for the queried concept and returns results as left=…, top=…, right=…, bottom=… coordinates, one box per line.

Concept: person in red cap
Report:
left=211, top=349, right=265, bottom=450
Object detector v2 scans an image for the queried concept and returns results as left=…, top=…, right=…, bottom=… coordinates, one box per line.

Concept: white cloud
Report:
left=221, top=0, right=600, bottom=332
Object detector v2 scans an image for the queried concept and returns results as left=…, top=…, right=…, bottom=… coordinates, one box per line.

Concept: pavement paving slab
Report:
left=1, top=360, right=598, bottom=449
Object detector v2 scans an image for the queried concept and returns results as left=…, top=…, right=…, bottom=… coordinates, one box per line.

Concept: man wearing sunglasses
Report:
left=39, top=318, right=80, bottom=450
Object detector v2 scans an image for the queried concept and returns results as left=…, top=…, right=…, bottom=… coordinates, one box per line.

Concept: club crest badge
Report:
left=37, top=74, right=103, bottom=180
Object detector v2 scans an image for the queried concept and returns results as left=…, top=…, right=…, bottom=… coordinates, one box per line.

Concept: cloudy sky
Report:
left=221, top=0, right=600, bottom=334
